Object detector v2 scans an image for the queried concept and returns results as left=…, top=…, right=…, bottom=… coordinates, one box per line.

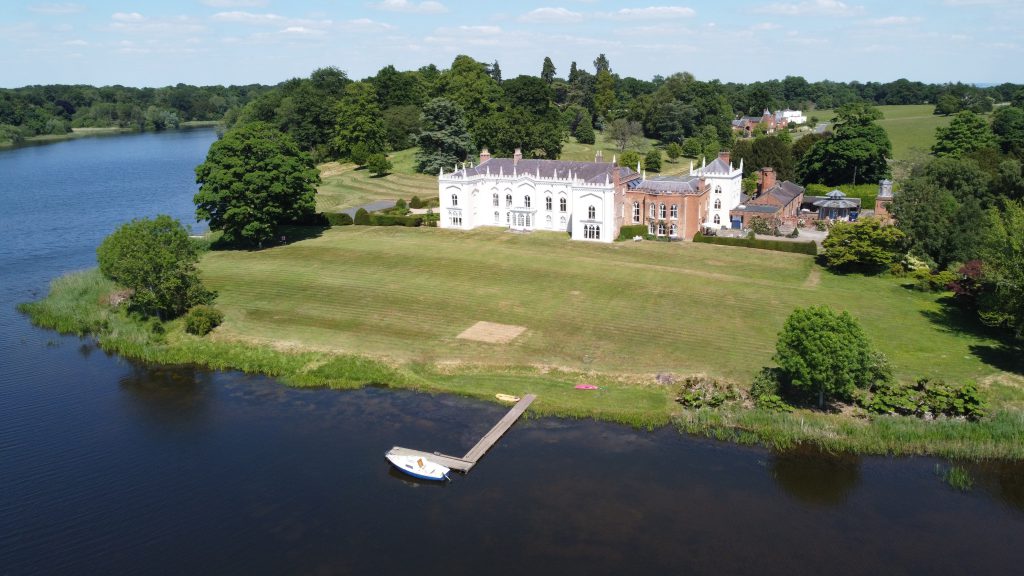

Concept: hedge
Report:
left=324, top=212, right=354, bottom=226
left=617, top=224, right=649, bottom=241
left=368, top=214, right=423, bottom=227
left=692, top=233, right=818, bottom=255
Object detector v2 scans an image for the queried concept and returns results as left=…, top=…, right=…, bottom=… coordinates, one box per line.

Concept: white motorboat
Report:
left=385, top=453, right=451, bottom=481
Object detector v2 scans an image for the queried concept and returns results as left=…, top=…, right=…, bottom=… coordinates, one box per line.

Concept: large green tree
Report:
left=415, top=98, right=473, bottom=174
left=438, top=55, right=503, bottom=126
left=978, top=201, right=1024, bottom=340
left=730, top=135, right=794, bottom=180
left=773, top=306, right=881, bottom=408
left=991, top=105, right=1024, bottom=158
left=333, top=82, right=387, bottom=159
left=821, top=218, right=907, bottom=273
left=541, top=57, right=556, bottom=84
left=798, top=102, right=891, bottom=185
left=890, top=156, right=989, bottom=268
left=593, top=54, right=616, bottom=122
left=932, top=111, right=996, bottom=158
left=194, top=122, right=320, bottom=246
left=96, top=215, right=213, bottom=319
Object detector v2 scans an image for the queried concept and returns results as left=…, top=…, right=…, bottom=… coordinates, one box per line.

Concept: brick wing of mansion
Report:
left=438, top=148, right=743, bottom=242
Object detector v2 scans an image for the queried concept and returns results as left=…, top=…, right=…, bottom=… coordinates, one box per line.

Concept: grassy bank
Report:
left=316, top=148, right=436, bottom=213
left=21, top=227, right=1024, bottom=458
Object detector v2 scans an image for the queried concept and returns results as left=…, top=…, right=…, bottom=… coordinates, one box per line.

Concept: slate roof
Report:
left=759, top=181, right=804, bottom=206
left=454, top=158, right=638, bottom=185
left=803, top=195, right=862, bottom=208
left=732, top=204, right=780, bottom=214
left=699, top=157, right=734, bottom=174
left=630, top=174, right=704, bottom=195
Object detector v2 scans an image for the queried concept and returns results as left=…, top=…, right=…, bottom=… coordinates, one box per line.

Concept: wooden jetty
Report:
left=387, top=394, right=536, bottom=473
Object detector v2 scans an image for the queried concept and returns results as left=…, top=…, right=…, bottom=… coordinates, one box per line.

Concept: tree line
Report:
left=0, top=83, right=270, bottom=143
left=214, top=55, right=1023, bottom=169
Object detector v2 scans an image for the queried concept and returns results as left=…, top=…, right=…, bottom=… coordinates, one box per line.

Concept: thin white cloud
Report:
left=210, top=11, right=333, bottom=30
left=753, top=22, right=782, bottom=30
left=280, top=26, right=324, bottom=36
left=112, top=12, right=144, bottom=22
left=519, top=7, right=584, bottom=23
left=864, top=16, right=920, bottom=26
left=342, top=18, right=396, bottom=32
left=756, top=0, right=861, bottom=16
left=944, top=0, right=1010, bottom=5
left=28, top=3, right=84, bottom=14
left=604, top=6, right=696, bottom=19
left=372, top=0, right=448, bottom=14
left=201, top=0, right=269, bottom=7
left=211, top=11, right=285, bottom=25
left=63, top=39, right=88, bottom=46
left=107, top=13, right=206, bottom=36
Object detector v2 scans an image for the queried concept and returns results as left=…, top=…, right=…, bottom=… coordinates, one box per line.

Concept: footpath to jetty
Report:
left=386, top=394, right=536, bottom=473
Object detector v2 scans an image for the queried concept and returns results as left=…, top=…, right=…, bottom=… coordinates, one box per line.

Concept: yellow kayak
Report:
left=495, top=393, right=520, bottom=403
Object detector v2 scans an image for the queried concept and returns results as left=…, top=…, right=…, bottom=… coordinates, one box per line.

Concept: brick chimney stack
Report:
left=513, top=147, right=522, bottom=165
left=479, top=147, right=491, bottom=165
left=595, top=150, right=603, bottom=163
left=718, top=150, right=730, bottom=167
left=758, top=167, right=776, bottom=195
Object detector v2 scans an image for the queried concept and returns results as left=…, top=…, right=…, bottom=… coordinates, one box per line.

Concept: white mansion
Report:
left=438, top=148, right=744, bottom=242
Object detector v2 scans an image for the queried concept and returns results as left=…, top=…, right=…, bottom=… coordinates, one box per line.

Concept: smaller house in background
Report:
left=728, top=167, right=804, bottom=229
left=774, top=109, right=807, bottom=125
left=731, top=109, right=777, bottom=137
left=732, top=109, right=807, bottom=137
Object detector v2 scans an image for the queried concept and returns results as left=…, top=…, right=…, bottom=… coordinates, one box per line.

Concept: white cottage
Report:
left=438, top=148, right=639, bottom=243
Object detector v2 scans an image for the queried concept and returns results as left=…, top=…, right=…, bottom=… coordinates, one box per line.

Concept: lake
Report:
left=1, top=129, right=1022, bottom=575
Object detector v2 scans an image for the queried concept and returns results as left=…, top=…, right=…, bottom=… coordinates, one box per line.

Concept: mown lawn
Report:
left=814, top=104, right=954, bottom=161
left=199, top=226, right=1006, bottom=388
left=315, top=148, right=436, bottom=212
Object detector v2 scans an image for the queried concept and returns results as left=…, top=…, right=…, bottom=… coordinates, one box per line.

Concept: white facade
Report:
left=438, top=159, right=625, bottom=243
left=775, top=109, right=807, bottom=125
left=691, top=155, right=743, bottom=229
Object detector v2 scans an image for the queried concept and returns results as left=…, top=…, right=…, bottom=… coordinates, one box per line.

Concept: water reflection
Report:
left=973, top=460, right=1024, bottom=512
left=770, top=446, right=861, bottom=506
left=118, top=364, right=212, bottom=428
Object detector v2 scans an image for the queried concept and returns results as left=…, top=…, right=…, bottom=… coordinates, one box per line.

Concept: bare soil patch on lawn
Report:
left=457, top=321, right=527, bottom=344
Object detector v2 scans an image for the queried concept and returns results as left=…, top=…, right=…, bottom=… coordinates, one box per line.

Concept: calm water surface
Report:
left=1, top=130, right=1022, bottom=575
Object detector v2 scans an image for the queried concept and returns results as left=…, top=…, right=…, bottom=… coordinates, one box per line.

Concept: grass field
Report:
left=814, top=104, right=953, bottom=162
left=198, top=226, right=1009, bottom=386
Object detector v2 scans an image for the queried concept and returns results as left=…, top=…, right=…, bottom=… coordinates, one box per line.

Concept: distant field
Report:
left=813, top=104, right=953, bottom=161
left=199, top=226, right=1006, bottom=387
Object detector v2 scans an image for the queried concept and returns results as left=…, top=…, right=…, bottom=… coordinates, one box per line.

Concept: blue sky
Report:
left=1, top=0, right=1021, bottom=88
